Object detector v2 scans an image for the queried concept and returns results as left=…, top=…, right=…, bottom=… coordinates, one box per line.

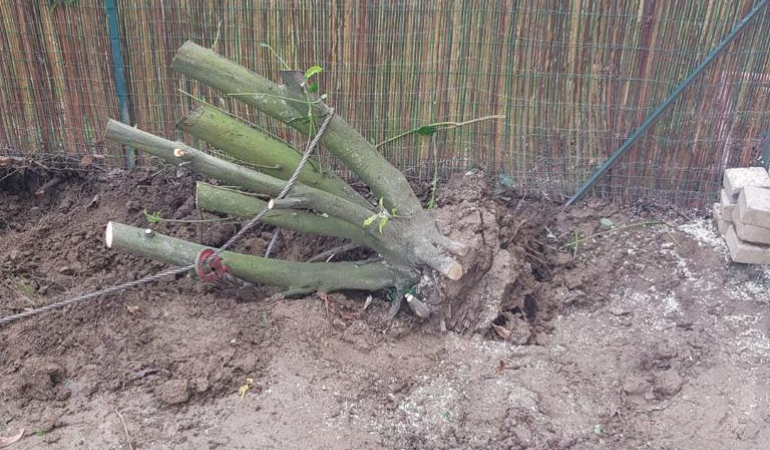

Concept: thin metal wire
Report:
left=264, top=229, right=281, bottom=258
left=0, top=109, right=335, bottom=327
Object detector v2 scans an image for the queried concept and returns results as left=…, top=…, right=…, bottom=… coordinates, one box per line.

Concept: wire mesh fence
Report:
left=2, top=0, right=770, bottom=208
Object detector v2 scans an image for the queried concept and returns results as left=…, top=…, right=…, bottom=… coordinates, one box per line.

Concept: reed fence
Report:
left=2, top=0, right=770, bottom=208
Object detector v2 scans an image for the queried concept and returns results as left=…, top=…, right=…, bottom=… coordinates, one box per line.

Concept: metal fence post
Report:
left=566, top=0, right=770, bottom=206
left=105, top=0, right=135, bottom=169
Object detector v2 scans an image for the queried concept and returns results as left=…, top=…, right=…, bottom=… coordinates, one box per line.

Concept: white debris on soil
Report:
left=661, top=292, right=681, bottom=314
left=396, top=374, right=460, bottom=441
left=725, top=265, right=770, bottom=304
left=616, top=290, right=679, bottom=331
left=677, top=218, right=728, bottom=256
left=722, top=315, right=770, bottom=362
left=675, top=217, right=770, bottom=303
left=736, top=329, right=770, bottom=361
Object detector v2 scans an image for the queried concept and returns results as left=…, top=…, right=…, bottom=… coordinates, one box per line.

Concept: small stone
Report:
left=552, top=252, right=573, bottom=266
left=609, top=306, right=632, bottom=316
left=156, top=379, right=190, bottom=405
left=43, top=433, right=61, bottom=445
left=736, top=422, right=761, bottom=440
left=38, top=411, right=62, bottom=433
left=622, top=376, right=650, bottom=395
left=193, top=377, right=210, bottom=394
left=653, top=342, right=677, bottom=360
left=653, top=369, right=683, bottom=397
left=9, top=250, right=19, bottom=261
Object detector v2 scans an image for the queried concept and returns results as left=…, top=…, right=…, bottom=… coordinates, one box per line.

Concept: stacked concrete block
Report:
left=715, top=167, right=770, bottom=264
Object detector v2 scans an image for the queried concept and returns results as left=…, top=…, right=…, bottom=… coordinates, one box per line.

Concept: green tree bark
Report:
left=178, top=105, right=370, bottom=209
left=106, top=221, right=412, bottom=293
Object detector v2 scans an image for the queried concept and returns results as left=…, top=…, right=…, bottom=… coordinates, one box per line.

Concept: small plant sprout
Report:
left=143, top=209, right=162, bottom=224
left=238, top=377, right=254, bottom=399
left=304, top=65, right=324, bottom=93
left=363, top=197, right=402, bottom=234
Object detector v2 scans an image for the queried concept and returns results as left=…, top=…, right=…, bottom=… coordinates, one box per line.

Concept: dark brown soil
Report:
left=1, top=169, right=768, bottom=450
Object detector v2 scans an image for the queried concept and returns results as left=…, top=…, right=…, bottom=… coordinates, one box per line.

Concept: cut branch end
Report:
left=105, top=221, right=114, bottom=248
left=446, top=263, right=463, bottom=281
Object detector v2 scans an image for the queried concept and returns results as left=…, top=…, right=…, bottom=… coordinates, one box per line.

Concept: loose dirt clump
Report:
left=422, top=171, right=542, bottom=335
left=1, top=169, right=769, bottom=450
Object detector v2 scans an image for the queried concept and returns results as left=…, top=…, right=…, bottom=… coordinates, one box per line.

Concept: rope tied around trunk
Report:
left=0, top=109, right=336, bottom=327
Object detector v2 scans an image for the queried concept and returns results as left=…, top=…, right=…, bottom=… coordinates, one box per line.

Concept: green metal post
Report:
left=567, top=0, right=770, bottom=206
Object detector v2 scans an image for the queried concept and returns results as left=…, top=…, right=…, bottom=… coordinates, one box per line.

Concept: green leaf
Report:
left=307, top=82, right=319, bottom=93
left=304, top=65, right=324, bottom=79
left=363, top=214, right=378, bottom=228
left=415, top=125, right=438, bottom=136
left=378, top=217, right=389, bottom=234
left=498, top=173, right=514, bottom=188
left=143, top=208, right=162, bottom=224
left=599, top=218, right=614, bottom=228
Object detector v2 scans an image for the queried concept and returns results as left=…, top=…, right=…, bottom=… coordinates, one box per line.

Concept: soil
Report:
left=1, top=169, right=769, bottom=450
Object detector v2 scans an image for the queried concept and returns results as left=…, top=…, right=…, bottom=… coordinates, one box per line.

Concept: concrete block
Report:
left=720, top=189, right=736, bottom=221
left=723, top=167, right=770, bottom=197
left=731, top=202, right=770, bottom=245
left=737, top=185, right=770, bottom=227
left=713, top=203, right=730, bottom=236
left=724, top=225, right=770, bottom=264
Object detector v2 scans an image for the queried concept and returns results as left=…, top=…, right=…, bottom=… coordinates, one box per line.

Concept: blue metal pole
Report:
left=566, top=0, right=770, bottom=206
left=105, top=0, right=134, bottom=169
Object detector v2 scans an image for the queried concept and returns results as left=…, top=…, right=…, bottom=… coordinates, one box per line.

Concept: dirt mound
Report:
left=423, top=171, right=543, bottom=336
left=1, top=169, right=769, bottom=450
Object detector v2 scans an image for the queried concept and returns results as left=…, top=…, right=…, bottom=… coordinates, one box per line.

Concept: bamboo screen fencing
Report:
left=2, top=0, right=770, bottom=208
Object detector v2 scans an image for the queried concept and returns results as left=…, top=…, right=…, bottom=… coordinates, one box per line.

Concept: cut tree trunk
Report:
left=101, top=40, right=527, bottom=332
left=169, top=41, right=465, bottom=279
left=106, top=118, right=463, bottom=280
